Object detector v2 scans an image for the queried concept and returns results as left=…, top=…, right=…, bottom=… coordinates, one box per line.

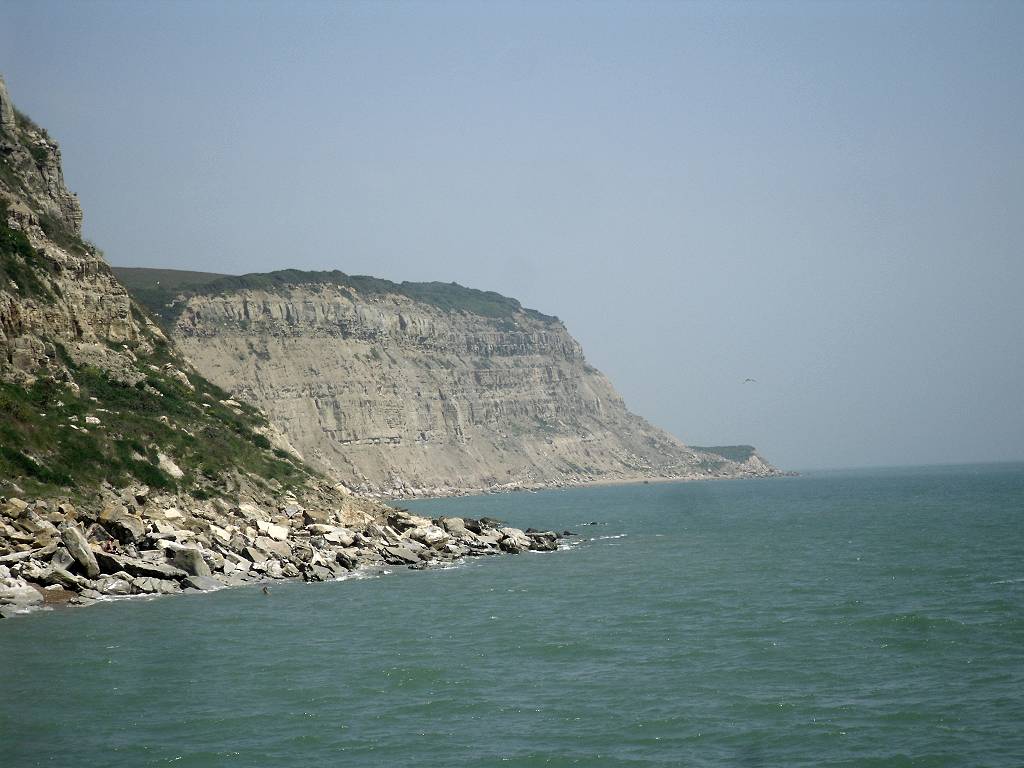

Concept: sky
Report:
left=3, top=0, right=1022, bottom=470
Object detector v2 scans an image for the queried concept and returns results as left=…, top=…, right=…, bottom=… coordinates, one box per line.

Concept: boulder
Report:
left=0, top=543, right=57, bottom=565
left=321, top=527, right=355, bottom=547
left=183, top=575, right=223, bottom=591
left=94, top=575, right=132, bottom=595
left=59, top=524, right=101, bottom=578
left=95, top=551, right=187, bottom=580
left=242, top=546, right=269, bottom=564
left=387, top=510, right=431, bottom=532
left=51, top=546, right=76, bottom=571
left=132, top=577, right=180, bottom=595
left=439, top=517, right=467, bottom=536
left=37, top=567, right=88, bottom=592
left=15, top=511, right=58, bottom=542
left=335, top=550, right=358, bottom=570
left=165, top=546, right=211, bottom=577
left=103, top=512, right=146, bottom=545
left=1, top=498, right=29, bottom=519
left=236, top=503, right=267, bottom=522
left=0, top=579, right=43, bottom=610
left=255, top=536, right=291, bottom=560
left=407, top=525, right=449, bottom=549
left=527, top=531, right=560, bottom=552
left=381, top=545, right=422, bottom=565
left=498, top=527, right=531, bottom=554
left=256, top=520, right=289, bottom=541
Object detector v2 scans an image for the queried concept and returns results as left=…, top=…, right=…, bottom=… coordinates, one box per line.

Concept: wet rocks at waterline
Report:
left=0, top=492, right=568, bottom=618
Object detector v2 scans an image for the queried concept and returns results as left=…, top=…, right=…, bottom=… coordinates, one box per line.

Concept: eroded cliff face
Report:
left=0, top=75, right=145, bottom=381
left=149, top=280, right=778, bottom=496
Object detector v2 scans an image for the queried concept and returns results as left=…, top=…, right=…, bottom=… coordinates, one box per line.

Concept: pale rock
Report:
left=256, top=520, right=289, bottom=541
left=2, top=498, right=30, bottom=519
left=59, top=523, right=100, bottom=578
left=157, top=452, right=184, bottom=480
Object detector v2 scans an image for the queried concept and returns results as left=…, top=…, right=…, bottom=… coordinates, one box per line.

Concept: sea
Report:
left=1, top=463, right=1022, bottom=767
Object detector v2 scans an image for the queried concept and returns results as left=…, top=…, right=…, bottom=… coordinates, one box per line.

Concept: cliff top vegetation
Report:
left=113, top=267, right=558, bottom=327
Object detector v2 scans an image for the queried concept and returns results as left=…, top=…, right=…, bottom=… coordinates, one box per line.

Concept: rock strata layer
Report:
left=116, top=269, right=781, bottom=497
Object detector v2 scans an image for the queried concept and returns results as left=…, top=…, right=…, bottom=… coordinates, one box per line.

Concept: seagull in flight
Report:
left=744, top=378, right=757, bottom=383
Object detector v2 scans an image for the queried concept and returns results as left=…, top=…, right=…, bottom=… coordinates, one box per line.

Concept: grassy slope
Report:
left=113, top=266, right=558, bottom=326
left=690, top=445, right=758, bottom=463
left=0, top=342, right=309, bottom=501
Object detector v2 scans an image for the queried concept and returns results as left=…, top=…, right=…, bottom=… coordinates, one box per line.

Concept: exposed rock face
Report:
left=1, top=80, right=141, bottom=381
left=117, top=273, right=779, bottom=496
left=0, top=76, right=16, bottom=131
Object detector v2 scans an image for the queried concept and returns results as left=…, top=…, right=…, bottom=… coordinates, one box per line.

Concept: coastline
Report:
left=0, top=491, right=571, bottom=621
left=382, top=466, right=794, bottom=502
left=1, top=466, right=796, bottom=622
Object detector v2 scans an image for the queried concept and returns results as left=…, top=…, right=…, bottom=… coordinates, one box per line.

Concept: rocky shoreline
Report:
left=0, top=488, right=570, bottom=620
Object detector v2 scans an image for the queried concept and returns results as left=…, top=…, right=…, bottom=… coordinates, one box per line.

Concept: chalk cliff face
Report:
left=117, top=271, right=779, bottom=496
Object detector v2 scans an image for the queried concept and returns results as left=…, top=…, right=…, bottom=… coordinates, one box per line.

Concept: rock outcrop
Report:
left=1, top=77, right=138, bottom=382
left=0, top=75, right=571, bottom=619
left=116, top=269, right=781, bottom=496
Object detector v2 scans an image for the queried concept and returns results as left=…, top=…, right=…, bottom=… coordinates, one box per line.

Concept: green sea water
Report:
left=2, top=464, right=1023, bottom=766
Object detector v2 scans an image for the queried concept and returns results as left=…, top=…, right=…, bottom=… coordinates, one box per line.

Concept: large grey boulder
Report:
left=38, top=567, right=87, bottom=592
left=527, top=530, right=559, bottom=552
left=439, top=517, right=467, bottom=536
left=51, top=546, right=76, bottom=571
left=382, top=545, right=421, bottom=565
left=59, top=524, right=100, bottom=578
left=256, top=520, right=289, bottom=541
left=165, top=546, right=211, bottom=577
left=308, top=525, right=355, bottom=547
left=132, top=577, right=181, bottom=595
left=242, top=546, right=269, bottom=564
left=94, top=575, right=132, bottom=595
left=498, top=527, right=531, bottom=554
left=98, top=505, right=146, bottom=545
left=407, top=525, right=449, bottom=549
left=255, top=536, right=291, bottom=560
left=95, top=551, right=187, bottom=580
left=0, top=579, right=43, bottom=613
left=183, top=575, right=223, bottom=591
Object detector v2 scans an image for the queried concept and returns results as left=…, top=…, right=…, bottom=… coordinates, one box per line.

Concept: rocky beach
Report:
left=0, top=484, right=568, bottom=619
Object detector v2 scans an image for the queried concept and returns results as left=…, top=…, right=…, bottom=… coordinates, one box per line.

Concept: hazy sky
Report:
left=3, top=1, right=1022, bottom=470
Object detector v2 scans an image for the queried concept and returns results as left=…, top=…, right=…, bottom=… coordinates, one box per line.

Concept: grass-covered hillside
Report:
left=114, top=266, right=558, bottom=327
left=0, top=340, right=309, bottom=501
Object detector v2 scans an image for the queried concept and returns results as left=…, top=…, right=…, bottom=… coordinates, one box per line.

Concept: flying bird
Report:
left=744, top=378, right=757, bottom=383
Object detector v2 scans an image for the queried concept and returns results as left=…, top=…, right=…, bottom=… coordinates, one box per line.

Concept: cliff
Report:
left=116, top=268, right=780, bottom=496
left=1, top=75, right=569, bottom=619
